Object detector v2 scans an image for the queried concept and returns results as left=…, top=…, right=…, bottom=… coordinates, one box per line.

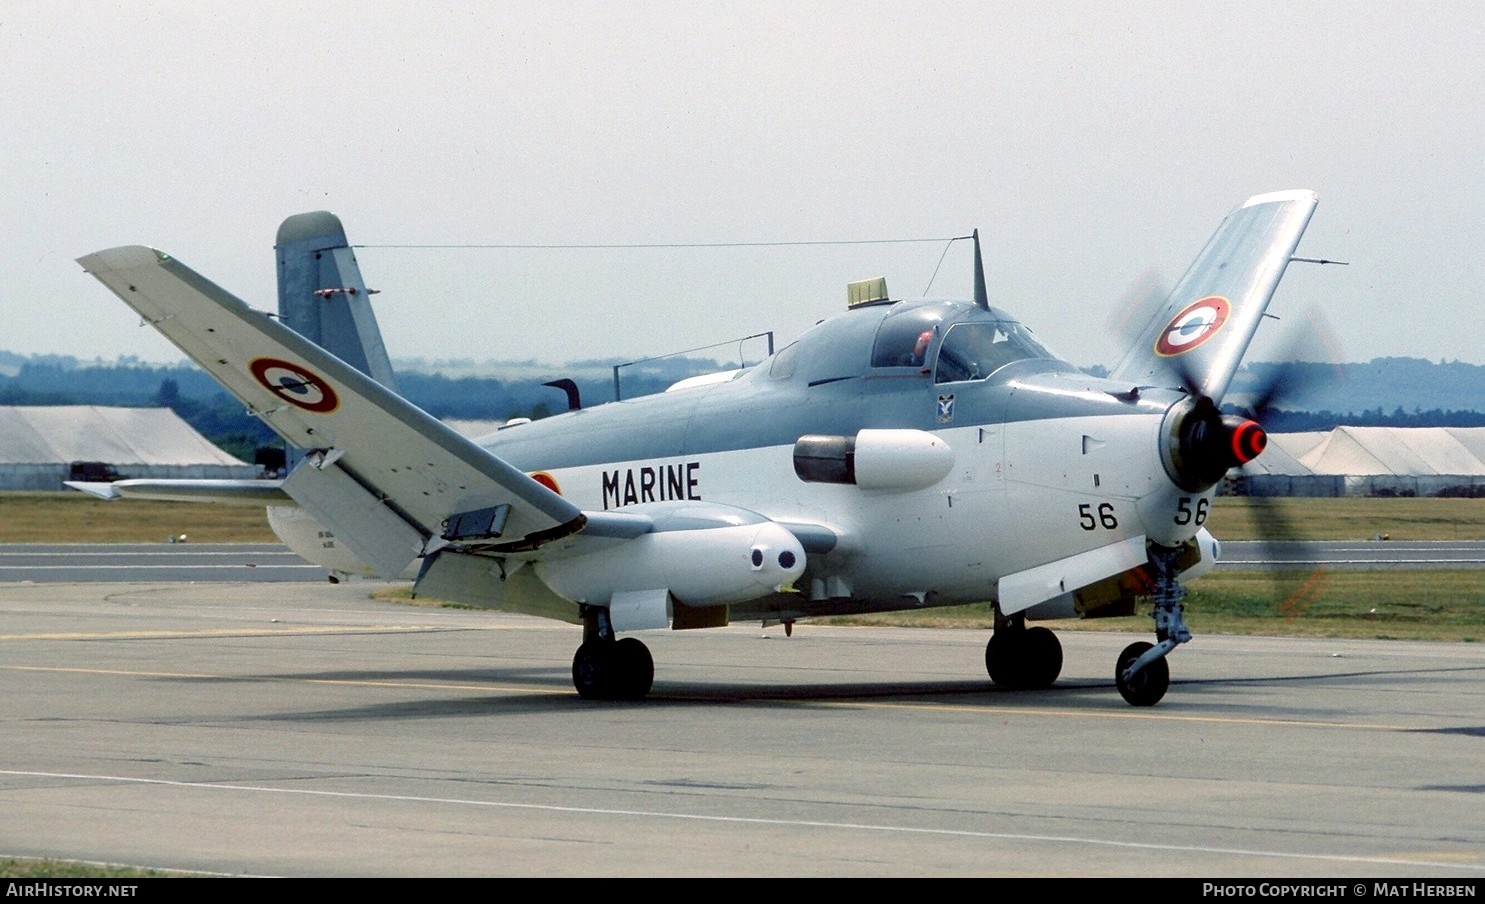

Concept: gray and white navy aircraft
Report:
left=73, top=189, right=1320, bottom=706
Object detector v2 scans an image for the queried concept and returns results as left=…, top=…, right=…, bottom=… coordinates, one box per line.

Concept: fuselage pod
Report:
left=535, top=519, right=806, bottom=609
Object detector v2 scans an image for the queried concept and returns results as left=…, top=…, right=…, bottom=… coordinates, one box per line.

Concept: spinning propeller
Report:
left=1107, top=269, right=1330, bottom=497
left=1164, top=320, right=1334, bottom=492
left=1110, top=297, right=1337, bottom=703
left=1168, top=314, right=1341, bottom=626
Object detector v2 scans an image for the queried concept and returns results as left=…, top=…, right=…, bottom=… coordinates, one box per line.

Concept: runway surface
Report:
left=1, top=580, right=1482, bottom=877
left=2, top=540, right=1483, bottom=585
left=1218, top=540, right=1485, bottom=570
left=0, top=543, right=330, bottom=583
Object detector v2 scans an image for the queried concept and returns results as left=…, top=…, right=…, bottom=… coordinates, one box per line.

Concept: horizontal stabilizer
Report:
left=66, top=478, right=291, bottom=504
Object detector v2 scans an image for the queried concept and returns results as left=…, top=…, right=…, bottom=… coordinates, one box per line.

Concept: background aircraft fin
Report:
left=275, top=211, right=399, bottom=393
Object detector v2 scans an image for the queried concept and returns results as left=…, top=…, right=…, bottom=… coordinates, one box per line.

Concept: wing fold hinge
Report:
left=442, top=504, right=512, bottom=541
left=282, top=460, right=424, bottom=578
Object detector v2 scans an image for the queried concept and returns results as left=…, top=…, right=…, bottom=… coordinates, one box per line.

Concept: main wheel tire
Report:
left=1115, top=641, right=1169, bottom=706
left=986, top=630, right=1025, bottom=688
left=612, top=637, right=654, bottom=700
left=1023, top=626, right=1063, bottom=689
left=572, top=642, right=613, bottom=700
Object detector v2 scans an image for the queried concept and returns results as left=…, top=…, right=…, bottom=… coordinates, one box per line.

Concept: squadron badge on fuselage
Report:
left=937, top=393, right=955, bottom=424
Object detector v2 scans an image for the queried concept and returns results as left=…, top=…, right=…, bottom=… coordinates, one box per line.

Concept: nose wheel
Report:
left=1115, top=640, right=1169, bottom=706
left=1114, top=543, right=1190, bottom=706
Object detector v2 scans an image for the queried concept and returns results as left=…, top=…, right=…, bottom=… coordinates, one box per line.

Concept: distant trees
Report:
left=1, top=352, right=1480, bottom=453
left=155, top=377, right=181, bottom=408
left=1262, top=408, right=1485, bottom=432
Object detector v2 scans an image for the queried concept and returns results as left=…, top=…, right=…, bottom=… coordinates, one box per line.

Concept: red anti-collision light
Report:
left=1229, top=420, right=1268, bottom=464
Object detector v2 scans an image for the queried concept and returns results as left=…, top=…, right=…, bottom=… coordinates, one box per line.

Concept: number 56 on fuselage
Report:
left=74, top=190, right=1320, bottom=706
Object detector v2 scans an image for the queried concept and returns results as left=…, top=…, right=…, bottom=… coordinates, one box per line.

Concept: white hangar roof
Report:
left=1243, top=427, right=1485, bottom=477
left=0, top=406, right=248, bottom=466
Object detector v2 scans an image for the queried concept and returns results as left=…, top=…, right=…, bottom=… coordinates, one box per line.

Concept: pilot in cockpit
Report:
left=935, top=322, right=1022, bottom=383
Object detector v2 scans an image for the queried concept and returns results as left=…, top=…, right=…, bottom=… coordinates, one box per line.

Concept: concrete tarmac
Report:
left=1, top=581, right=1482, bottom=878
left=0, top=543, right=329, bottom=583
left=6, top=540, right=1484, bottom=586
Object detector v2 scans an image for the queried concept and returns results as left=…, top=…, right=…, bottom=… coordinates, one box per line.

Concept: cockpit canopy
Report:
left=769, top=299, right=1060, bottom=387
left=869, top=301, right=1058, bottom=382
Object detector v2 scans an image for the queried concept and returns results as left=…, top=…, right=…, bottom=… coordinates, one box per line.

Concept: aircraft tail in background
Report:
left=275, top=211, right=399, bottom=394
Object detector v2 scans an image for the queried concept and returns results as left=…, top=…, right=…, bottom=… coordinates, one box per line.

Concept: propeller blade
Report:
left=1169, top=306, right=1344, bottom=490
left=1234, top=492, right=1331, bottom=621
left=1225, top=309, right=1344, bottom=614
left=1106, top=269, right=1170, bottom=361
left=1228, top=307, right=1343, bottom=422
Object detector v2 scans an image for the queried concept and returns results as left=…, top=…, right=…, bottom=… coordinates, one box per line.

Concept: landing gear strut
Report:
left=572, top=605, right=654, bottom=701
left=1116, top=543, right=1189, bottom=706
left=985, top=612, right=1063, bottom=690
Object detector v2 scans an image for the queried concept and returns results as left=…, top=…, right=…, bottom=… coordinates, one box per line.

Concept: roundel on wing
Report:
left=249, top=357, right=340, bottom=413
left=1154, top=296, right=1231, bottom=357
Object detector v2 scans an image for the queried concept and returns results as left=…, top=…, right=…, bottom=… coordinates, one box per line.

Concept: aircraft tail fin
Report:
left=275, top=212, right=399, bottom=394
left=1109, top=190, right=1318, bottom=405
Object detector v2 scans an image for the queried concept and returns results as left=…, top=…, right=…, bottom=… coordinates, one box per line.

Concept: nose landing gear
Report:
left=1115, top=543, right=1190, bottom=706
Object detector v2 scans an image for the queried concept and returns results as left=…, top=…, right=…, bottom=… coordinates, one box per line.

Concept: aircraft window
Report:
left=769, top=342, right=799, bottom=379
left=934, top=321, right=1054, bottom=383
left=870, top=308, right=944, bottom=368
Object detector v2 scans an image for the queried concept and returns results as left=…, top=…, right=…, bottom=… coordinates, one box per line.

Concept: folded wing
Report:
left=1110, top=189, right=1318, bottom=405
left=77, top=246, right=585, bottom=578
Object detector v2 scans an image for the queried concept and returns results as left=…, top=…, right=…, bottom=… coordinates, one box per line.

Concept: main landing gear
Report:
left=572, top=605, right=654, bottom=701
left=985, top=612, right=1063, bottom=690
left=987, top=543, right=1190, bottom=706
left=1115, top=543, right=1189, bottom=706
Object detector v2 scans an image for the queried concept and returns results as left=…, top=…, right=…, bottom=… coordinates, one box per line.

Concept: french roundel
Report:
left=1155, top=296, right=1231, bottom=357
left=249, top=357, right=340, bottom=413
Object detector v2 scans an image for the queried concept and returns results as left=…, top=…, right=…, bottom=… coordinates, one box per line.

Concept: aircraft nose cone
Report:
left=1229, top=418, right=1267, bottom=465
left=1168, top=397, right=1274, bottom=491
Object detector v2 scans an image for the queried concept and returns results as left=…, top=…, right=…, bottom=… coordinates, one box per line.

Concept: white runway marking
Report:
left=3, top=768, right=1480, bottom=873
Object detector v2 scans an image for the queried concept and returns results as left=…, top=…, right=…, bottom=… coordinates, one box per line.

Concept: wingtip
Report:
left=75, top=245, right=169, bottom=273
left=1241, top=189, right=1318, bottom=209
left=63, top=480, right=121, bottom=500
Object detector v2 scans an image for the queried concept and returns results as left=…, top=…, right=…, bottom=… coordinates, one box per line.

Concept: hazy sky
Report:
left=3, top=1, right=1482, bottom=372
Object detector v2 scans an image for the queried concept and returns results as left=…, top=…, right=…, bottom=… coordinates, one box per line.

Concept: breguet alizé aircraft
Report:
left=73, top=190, right=1320, bottom=706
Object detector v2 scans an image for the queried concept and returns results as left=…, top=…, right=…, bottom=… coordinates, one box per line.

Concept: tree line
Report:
left=0, top=356, right=729, bottom=459
left=2, top=353, right=1480, bottom=460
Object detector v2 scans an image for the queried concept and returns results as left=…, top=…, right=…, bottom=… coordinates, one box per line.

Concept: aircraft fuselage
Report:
left=475, top=299, right=1206, bottom=621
